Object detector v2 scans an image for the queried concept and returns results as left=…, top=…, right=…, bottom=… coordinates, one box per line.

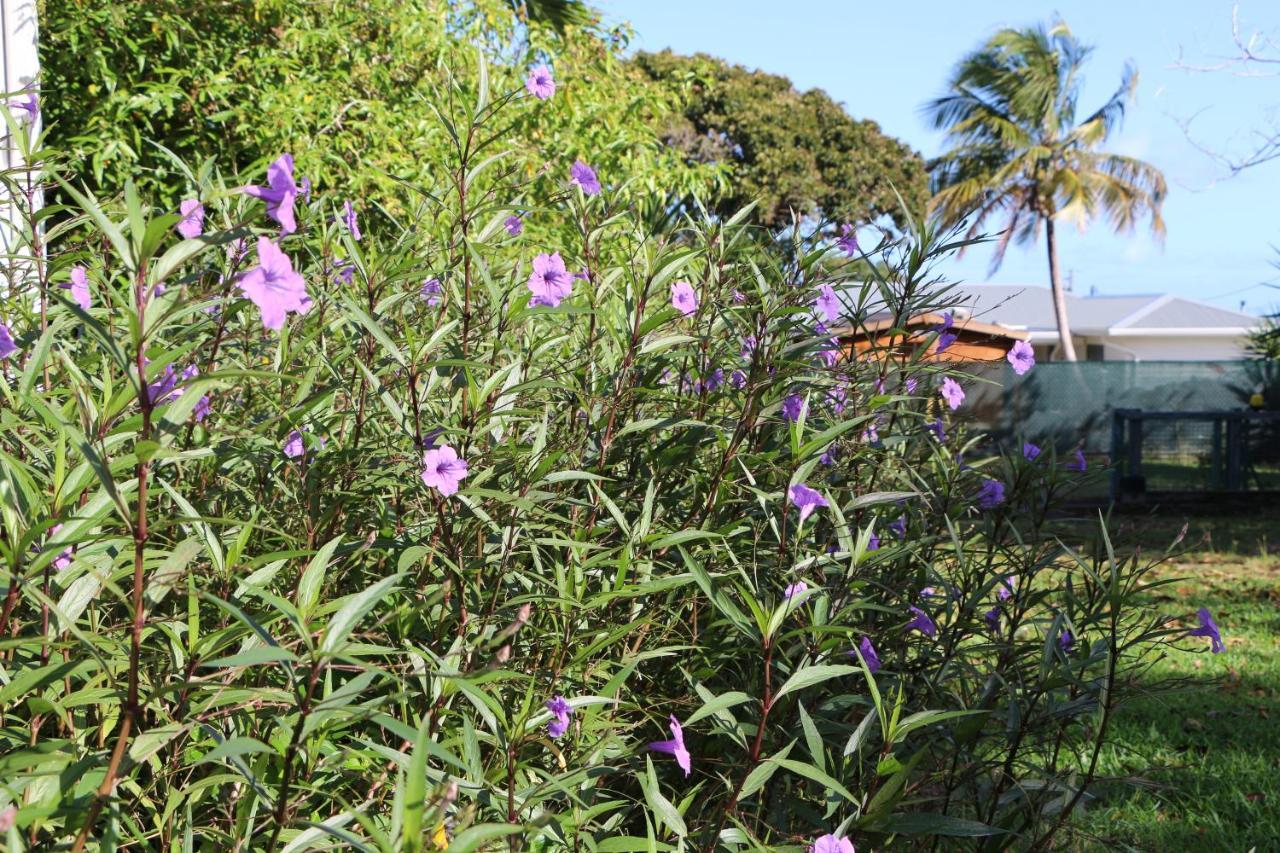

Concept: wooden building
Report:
left=835, top=311, right=1029, bottom=364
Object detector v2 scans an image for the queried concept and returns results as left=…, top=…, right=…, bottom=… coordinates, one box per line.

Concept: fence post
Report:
left=1210, top=418, right=1222, bottom=490
left=1128, top=413, right=1144, bottom=484
left=1225, top=415, right=1243, bottom=491
left=1110, top=409, right=1126, bottom=503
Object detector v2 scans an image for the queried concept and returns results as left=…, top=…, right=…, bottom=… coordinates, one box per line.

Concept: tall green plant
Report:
left=0, top=52, right=1210, bottom=851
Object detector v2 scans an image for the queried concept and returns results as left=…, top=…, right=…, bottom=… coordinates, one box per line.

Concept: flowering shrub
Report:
left=0, top=60, right=1219, bottom=851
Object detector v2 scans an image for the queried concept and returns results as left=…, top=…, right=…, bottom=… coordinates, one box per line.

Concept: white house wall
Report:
left=1103, top=335, right=1249, bottom=362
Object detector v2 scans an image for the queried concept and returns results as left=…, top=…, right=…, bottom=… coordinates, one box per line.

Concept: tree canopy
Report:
left=633, top=50, right=929, bottom=230
left=924, top=20, right=1166, bottom=360
left=39, top=0, right=718, bottom=212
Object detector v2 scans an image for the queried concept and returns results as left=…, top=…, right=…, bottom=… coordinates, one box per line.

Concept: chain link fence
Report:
left=965, top=360, right=1280, bottom=499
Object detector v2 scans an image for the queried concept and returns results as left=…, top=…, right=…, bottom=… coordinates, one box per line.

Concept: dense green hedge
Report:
left=0, top=9, right=1219, bottom=851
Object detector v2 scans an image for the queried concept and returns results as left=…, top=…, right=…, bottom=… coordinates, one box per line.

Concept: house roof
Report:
left=840, top=311, right=1028, bottom=341
left=945, top=284, right=1258, bottom=337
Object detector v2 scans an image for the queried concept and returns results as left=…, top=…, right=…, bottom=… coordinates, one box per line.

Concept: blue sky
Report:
left=601, top=0, right=1279, bottom=313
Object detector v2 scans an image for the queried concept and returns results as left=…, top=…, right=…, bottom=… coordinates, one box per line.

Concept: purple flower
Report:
left=504, top=215, right=523, bottom=236
left=976, top=479, right=1005, bottom=510
left=648, top=715, right=691, bottom=777
left=419, top=278, right=443, bottom=307
left=421, top=444, right=469, bottom=497
left=241, top=154, right=299, bottom=235
left=867, top=532, right=881, bottom=551
left=816, top=346, right=839, bottom=368
left=239, top=237, right=310, bottom=330
left=812, top=834, right=856, bottom=853
left=888, top=516, right=906, bottom=539
left=9, top=91, right=38, bottom=123
left=546, top=695, right=573, bottom=739
left=1058, top=629, right=1074, bottom=652
left=527, top=252, right=574, bottom=307
left=1188, top=607, right=1225, bottom=653
left=1067, top=449, right=1087, bottom=472
left=48, top=524, right=73, bottom=571
left=814, top=284, right=840, bottom=324
left=856, top=636, right=881, bottom=674
left=784, top=580, right=809, bottom=599
left=670, top=281, right=698, bottom=317
left=906, top=605, right=937, bottom=638
left=939, top=377, right=965, bottom=411
left=299, top=176, right=312, bottom=200
left=905, top=377, right=918, bottom=395
left=342, top=200, right=361, bottom=240
left=861, top=421, right=880, bottom=444
left=227, top=237, right=249, bottom=264
left=570, top=161, right=601, bottom=196
left=146, top=363, right=187, bottom=404
left=827, top=385, right=847, bottom=415
left=1007, top=340, right=1035, bottom=375
left=177, top=199, right=204, bottom=239
left=732, top=289, right=746, bottom=304
left=63, top=265, right=92, bottom=311
left=729, top=369, right=747, bottom=390
left=933, top=312, right=957, bottom=353
left=335, top=261, right=355, bottom=285
left=819, top=445, right=837, bottom=466
left=782, top=394, right=806, bottom=423
left=0, top=323, right=16, bottom=359
left=525, top=65, right=556, bottom=100
left=701, top=367, right=724, bottom=393
left=283, top=429, right=305, bottom=459
left=1022, top=442, right=1041, bottom=462
left=788, top=482, right=829, bottom=523
left=836, top=223, right=858, bottom=257
left=984, top=606, right=1001, bottom=631
left=193, top=395, right=212, bottom=422
left=927, top=418, right=946, bottom=443
left=997, top=576, right=1014, bottom=600
left=740, top=335, right=757, bottom=361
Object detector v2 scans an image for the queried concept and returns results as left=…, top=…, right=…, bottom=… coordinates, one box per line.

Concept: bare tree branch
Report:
left=1170, top=3, right=1280, bottom=176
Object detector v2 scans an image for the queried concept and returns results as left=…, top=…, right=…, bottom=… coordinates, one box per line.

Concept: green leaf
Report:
left=445, top=824, right=522, bottom=852
left=877, top=813, right=1006, bottom=837
left=772, top=664, right=859, bottom=706
left=319, top=573, right=403, bottom=654
left=640, top=757, right=687, bottom=838
left=684, top=691, right=754, bottom=727
left=297, top=536, right=342, bottom=618
left=738, top=741, right=794, bottom=800
left=196, top=736, right=275, bottom=765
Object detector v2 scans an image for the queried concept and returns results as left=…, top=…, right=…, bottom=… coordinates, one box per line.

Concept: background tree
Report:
left=634, top=50, right=929, bottom=230
left=925, top=21, right=1167, bottom=361
left=38, top=0, right=715, bottom=214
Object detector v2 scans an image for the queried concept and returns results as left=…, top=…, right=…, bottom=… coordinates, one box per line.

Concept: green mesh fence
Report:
left=965, top=360, right=1280, bottom=496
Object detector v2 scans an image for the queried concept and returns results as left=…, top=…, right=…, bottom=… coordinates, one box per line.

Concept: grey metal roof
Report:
left=947, top=284, right=1257, bottom=334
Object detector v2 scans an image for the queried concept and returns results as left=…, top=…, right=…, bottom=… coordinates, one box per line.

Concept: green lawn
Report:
left=1063, top=507, right=1280, bottom=851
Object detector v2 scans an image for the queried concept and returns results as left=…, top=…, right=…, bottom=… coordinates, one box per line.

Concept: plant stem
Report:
left=73, top=265, right=154, bottom=852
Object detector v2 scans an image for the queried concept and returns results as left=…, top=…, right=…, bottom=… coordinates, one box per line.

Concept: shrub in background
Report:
left=39, top=0, right=723, bottom=215
left=0, top=50, right=1219, bottom=851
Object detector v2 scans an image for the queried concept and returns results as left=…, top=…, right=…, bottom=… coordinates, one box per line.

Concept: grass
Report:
left=1060, top=505, right=1280, bottom=851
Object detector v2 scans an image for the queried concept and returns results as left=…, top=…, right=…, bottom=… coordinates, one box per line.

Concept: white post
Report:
left=1, top=0, right=38, bottom=165
left=0, top=0, right=39, bottom=290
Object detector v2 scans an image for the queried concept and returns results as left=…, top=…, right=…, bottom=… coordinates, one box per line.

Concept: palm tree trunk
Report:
left=1044, top=216, right=1078, bottom=361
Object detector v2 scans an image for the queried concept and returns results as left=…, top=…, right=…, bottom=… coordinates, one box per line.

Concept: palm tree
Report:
left=925, top=21, right=1167, bottom=361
